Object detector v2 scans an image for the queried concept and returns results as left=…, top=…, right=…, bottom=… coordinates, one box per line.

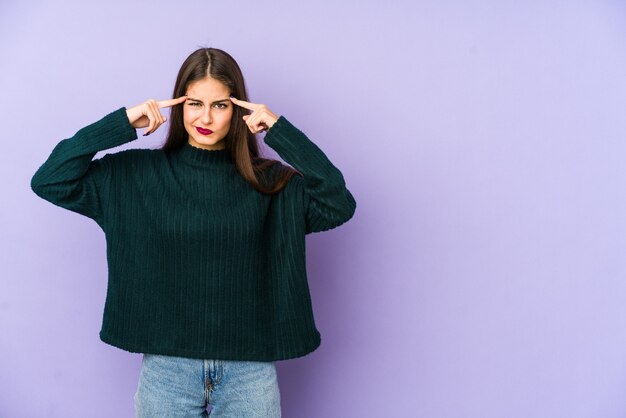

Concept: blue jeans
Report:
left=134, top=354, right=281, bottom=417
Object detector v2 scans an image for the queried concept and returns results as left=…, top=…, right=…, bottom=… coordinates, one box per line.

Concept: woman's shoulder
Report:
left=256, top=157, right=301, bottom=178
left=252, top=157, right=303, bottom=197
left=96, top=147, right=163, bottom=169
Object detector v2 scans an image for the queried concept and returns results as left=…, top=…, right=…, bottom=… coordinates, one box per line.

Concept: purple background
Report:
left=2, top=1, right=626, bottom=417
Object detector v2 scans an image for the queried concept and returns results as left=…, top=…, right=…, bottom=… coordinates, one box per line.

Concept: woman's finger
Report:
left=243, top=111, right=261, bottom=133
left=146, top=100, right=157, bottom=127
left=158, top=96, right=188, bottom=109
left=249, top=109, right=273, bottom=132
left=247, top=112, right=264, bottom=132
left=147, top=101, right=159, bottom=132
left=247, top=119, right=266, bottom=134
left=152, top=100, right=165, bottom=124
left=153, top=100, right=165, bottom=126
left=141, top=96, right=182, bottom=136
left=230, top=96, right=260, bottom=111
left=145, top=100, right=160, bottom=135
left=143, top=114, right=155, bottom=136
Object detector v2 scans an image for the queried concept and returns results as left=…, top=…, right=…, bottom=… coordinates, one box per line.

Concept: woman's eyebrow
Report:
left=187, top=97, right=230, bottom=105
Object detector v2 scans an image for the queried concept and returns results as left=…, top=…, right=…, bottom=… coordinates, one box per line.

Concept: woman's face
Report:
left=183, top=76, right=233, bottom=150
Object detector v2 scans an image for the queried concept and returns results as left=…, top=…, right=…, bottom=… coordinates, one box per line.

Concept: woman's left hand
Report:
left=230, top=97, right=279, bottom=134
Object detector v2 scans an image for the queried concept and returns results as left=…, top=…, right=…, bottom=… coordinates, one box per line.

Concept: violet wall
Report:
left=2, top=1, right=626, bottom=417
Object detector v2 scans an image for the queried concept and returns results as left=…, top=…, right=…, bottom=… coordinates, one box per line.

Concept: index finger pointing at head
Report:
left=157, top=96, right=188, bottom=109
left=229, top=97, right=260, bottom=110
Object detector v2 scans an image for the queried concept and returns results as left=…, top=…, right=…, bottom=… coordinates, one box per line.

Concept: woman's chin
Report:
left=188, top=136, right=225, bottom=150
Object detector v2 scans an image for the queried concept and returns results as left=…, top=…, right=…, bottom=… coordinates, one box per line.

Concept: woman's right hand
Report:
left=125, top=96, right=187, bottom=136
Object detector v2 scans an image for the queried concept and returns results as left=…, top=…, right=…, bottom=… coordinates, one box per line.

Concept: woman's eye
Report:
left=214, top=103, right=228, bottom=109
left=188, top=102, right=201, bottom=107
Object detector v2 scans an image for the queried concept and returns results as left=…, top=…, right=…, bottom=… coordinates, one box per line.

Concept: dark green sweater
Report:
left=31, top=107, right=356, bottom=361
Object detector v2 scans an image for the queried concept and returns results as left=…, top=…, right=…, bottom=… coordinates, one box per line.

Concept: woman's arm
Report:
left=264, top=116, right=357, bottom=234
left=30, top=107, right=138, bottom=227
left=30, top=97, right=187, bottom=227
left=229, top=96, right=356, bottom=234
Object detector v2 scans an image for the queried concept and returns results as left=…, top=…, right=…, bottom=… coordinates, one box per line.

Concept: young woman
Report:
left=31, top=47, right=356, bottom=417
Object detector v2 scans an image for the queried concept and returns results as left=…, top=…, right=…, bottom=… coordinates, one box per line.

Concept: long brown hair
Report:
left=161, top=47, right=297, bottom=194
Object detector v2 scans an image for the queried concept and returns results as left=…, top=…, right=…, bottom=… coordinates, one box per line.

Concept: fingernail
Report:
left=230, top=95, right=235, bottom=99
left=143, top=132, right=150, bottom=136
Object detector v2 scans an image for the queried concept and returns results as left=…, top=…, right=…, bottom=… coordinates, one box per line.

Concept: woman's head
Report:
left=162, top=47, right=297, bottom=194
left=163, top=48, right=251, bottom=153
left=183, top=76, right=233, bottom=150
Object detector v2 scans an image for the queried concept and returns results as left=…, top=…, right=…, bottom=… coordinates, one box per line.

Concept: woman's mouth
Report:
left=196, top=127, right=213, bottom=135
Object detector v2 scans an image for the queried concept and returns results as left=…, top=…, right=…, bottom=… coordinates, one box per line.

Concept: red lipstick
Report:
left=196, top=127, right=213, bottom=135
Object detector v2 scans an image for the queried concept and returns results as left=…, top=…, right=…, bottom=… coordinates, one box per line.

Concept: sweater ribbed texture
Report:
left=30, top=107, right=356, bottom=361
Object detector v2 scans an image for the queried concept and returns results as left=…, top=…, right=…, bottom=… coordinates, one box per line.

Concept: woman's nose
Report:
left=201, top=109, right=212, bottom=124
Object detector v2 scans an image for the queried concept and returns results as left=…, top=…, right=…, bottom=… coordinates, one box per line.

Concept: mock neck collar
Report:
left=174, top=141, right=234, bottom=167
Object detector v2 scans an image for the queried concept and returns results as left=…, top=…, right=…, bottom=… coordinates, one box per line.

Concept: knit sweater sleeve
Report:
left=30, top=107, right=138, bottom=228
left=263, top=116, right=357, bottom=234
